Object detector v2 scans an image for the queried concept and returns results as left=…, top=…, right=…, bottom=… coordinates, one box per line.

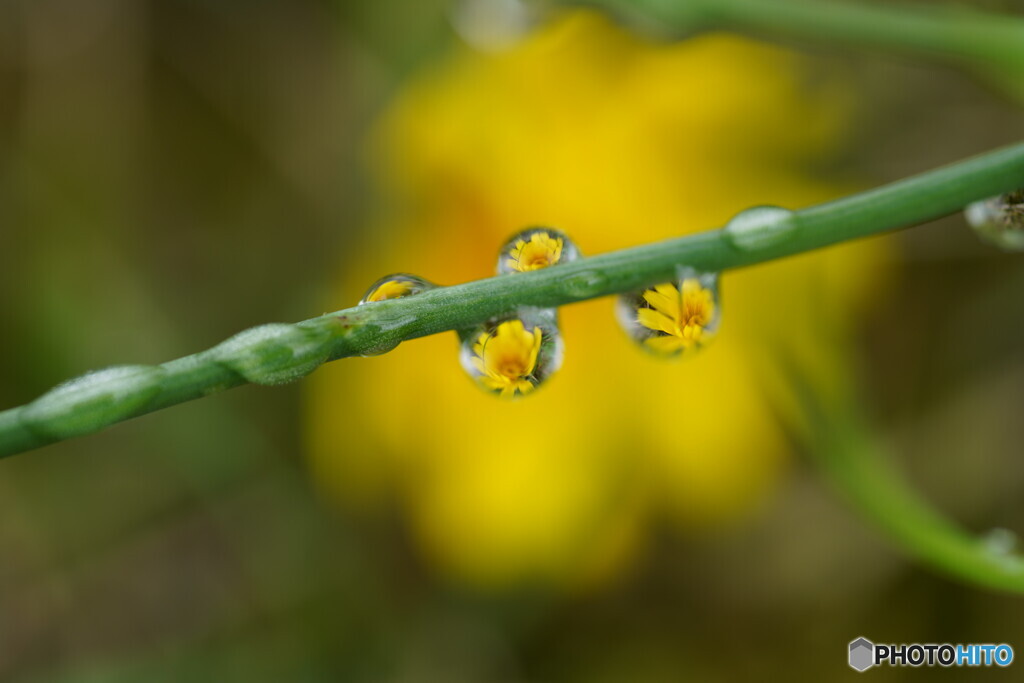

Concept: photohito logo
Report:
left=848, top=637, right=1014, bottom=671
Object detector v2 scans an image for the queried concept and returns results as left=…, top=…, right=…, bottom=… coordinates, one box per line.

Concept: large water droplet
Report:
left=213, top=323, right=331, bottom=385
left=616, top=267, right=721, bottom=358
left=497, top=227, right=580, bottom=274
left=359, top=273, right=435, bottom=305
left=21, top=365, right=167, bottom=439
left=723, top=205, right=798, bottom=252
left=459, top=315, right=563, bottom=398
left=965, top=190, right=1024, bottom=251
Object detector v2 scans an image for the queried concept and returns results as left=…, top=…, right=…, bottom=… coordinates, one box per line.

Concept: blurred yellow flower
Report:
left=639, top=280, right=716, bottom=354
left=505, top=231, right=564, bottom=271
left=470, top=320, right=543, bottom=397
left=306, top=10, right=887, bottom=590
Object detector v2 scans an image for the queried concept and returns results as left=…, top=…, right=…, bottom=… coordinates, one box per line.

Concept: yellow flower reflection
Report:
left=307, top=10, right=888, bottom=590
left=365, top=279, right=414, bottom=303
left=470, top=320, right=543, bottom=397
left=506, top=231, right=564, bottom=272
left=639, top=279, right=717, bottom=354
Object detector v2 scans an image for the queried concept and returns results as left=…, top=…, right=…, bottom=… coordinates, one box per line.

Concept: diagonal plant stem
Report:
left=583, top=0, right=1024, bottom=96
left=784, top=368, right=1024, bottom=593
left=2, top=140, right=1024, bottom=458
left=820, top=419, right=1024, bottom=593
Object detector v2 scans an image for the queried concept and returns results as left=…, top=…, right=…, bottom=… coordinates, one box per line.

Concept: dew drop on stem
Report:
left=213, top=323, right=330, bottom=385
left=497, top=227, right=580, bottom=274
left=21, top=365, right=167, bottom=439
left=965, top=190, right=1024, bottom=251
left=359, top=273, right=436, bottom=305
left=459, top=313, right=564, bottom=399
left=723, top=205, right=798, bottom=252
left=616, top=266, right=721, bottom=359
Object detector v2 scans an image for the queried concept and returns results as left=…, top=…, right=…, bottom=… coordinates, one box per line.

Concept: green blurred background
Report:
left=2, top=0, right=1024, bottom=680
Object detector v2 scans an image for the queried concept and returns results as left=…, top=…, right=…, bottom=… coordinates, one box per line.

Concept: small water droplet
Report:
left=450, top=0, right=536, bottom=52
left=983, top=527, right=1018, bottom=556
left=965, top=190, right=1024, bottom=251
left=497, top=227, right=580, bottom=274
left=213, top=323, right=330, bottom=385
left=723, top=205, right=798, bottom=252
left=559, top=268, right=609, bottom=299
left=359, top=273, right=435, bottom=305
left=357, top=323, right=404, bottom=358
left=459, top=315, right=563, bottom=399
left=616, top=267, right=721, bottom=358
left=21, top=365, right=166, bottom=439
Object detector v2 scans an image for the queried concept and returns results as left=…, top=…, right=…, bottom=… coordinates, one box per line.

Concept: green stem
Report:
left=798, top=390, right=1024, bottom=592
left=2, top=140, right=1024, bottom=458
left=587, top=0, right=1024, bottom=90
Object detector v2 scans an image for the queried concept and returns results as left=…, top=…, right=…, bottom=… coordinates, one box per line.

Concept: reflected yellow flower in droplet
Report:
left=365, top=279, right=415, bottom=303
left=306, top=10, right=889, bottom=590
left=639, top=279, right=717, bottom=354
left=506, top=231, right=564, bottom=272
left=471, top=320, right=542, bottom=397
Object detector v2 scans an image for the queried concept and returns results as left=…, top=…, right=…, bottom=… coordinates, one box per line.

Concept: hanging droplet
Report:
left=459, top=315, right=563, bottom=398
left=616, top=267, right=720, bottom=358
left=965, top=190, right=1024, bottom=251
left=497, top=227, right=580, bottom=274
left=359, top=273, right=435, bottom=305
left=723, top=205, right=798, bottom=252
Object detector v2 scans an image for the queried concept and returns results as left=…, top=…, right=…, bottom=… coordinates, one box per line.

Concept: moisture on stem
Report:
left=1, top=140, right=1024, bottom=458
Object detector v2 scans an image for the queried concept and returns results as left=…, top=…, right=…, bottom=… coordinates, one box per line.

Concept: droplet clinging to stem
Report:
left=359, top=273, right=436, bottom=305
left=459, top=315, right=564, bottom=399
left=723, top=205, right=798, bottom=252
left=617, top=266, right=721, bottom=358
left=498, top=227, right=581, bottom=274
left=965, top=190, right=1024, bottom=251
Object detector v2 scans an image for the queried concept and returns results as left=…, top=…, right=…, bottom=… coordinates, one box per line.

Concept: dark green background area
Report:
left=1, top=1, right=1024, bottom=680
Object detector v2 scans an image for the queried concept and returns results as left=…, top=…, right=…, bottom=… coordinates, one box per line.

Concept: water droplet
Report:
left=356, top=322, right=405, bottom=358
left=359, top=273, right=435, bottom=305
left=450, top=0, right=536, bottom=52
left=723, top=205, right=798, bottom=252
left=965, top=190, right=1024, bottom=251
left=213, top=323, right=330, bottom=385
left=459, top=315, right=563, bottom=398
left=983, top=527, right=1018, bottom=556
left=559, top=268, right=610, bottom=299
left=497, top=227, right=580, bottom=274
left=616, top=267, right=721, bottom=358
left=21, top=365, right=166, bottom=439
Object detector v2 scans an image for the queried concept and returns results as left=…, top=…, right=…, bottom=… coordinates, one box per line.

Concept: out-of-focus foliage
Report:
left=1, top=1, right=1023, bottom=681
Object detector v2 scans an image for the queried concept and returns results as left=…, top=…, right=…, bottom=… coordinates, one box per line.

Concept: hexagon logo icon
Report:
left=849, top=637, right=875, bottom=672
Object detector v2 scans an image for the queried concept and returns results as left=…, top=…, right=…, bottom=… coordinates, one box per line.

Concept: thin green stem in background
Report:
left=791, top=379, right=1024, bottom=593
left=827, top=429, right=1024, bottom=593
left=582, top=0, right=1024, bottom=99
left=1, top=140, right=1023, bottom=458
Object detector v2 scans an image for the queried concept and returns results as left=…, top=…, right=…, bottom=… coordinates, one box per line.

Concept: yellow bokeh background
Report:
left=306, top=10, right=888, bottom=590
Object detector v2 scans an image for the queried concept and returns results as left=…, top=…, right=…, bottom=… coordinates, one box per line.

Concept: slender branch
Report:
left=2, top=141, right=1024, bottom=458
left=824, top=428, right=1024, bottom=593
left=792, top=380, right=1024, bottom=593
left=582, top=0, right=1024, bottom=96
